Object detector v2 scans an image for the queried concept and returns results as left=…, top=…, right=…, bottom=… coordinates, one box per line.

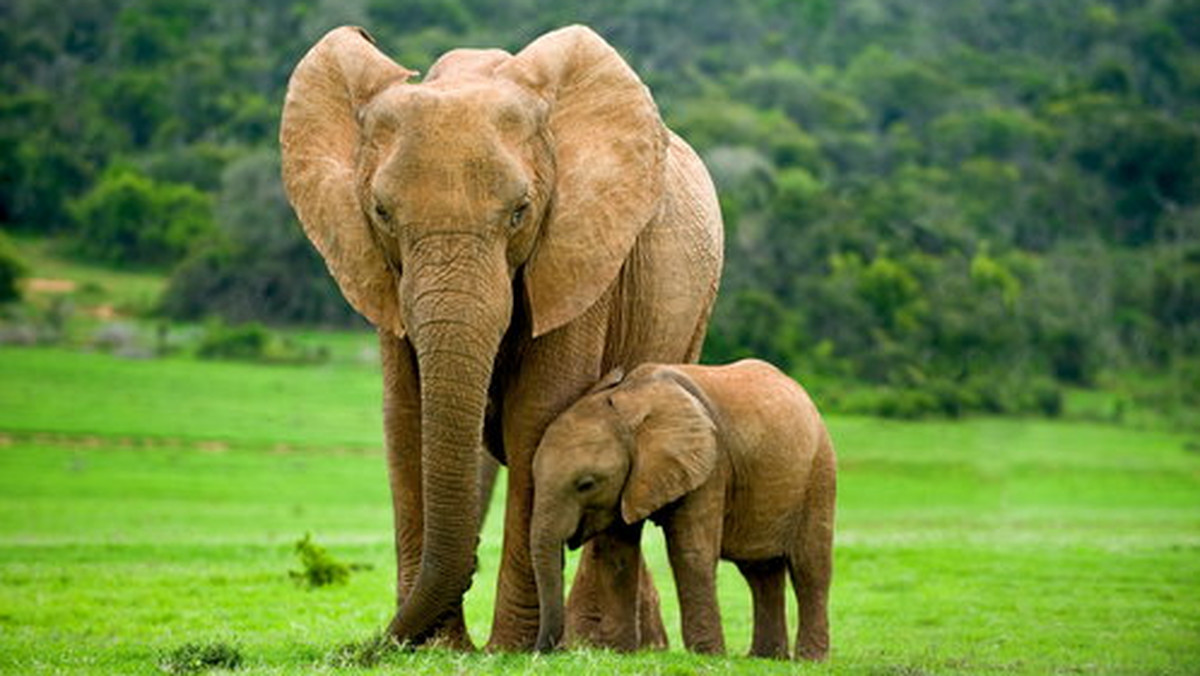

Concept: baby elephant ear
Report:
left=500, top=25, right=668, bottom=338
left=586, top=367, right=626, bottom=395
left=620, top=374, right=718, bottom=524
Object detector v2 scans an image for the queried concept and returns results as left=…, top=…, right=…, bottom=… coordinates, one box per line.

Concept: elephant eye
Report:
left=510, top=202, right=529, bottom=229
left=575, top=476, right=597, bottom=493
left=374, top=203, right=391, bottom=222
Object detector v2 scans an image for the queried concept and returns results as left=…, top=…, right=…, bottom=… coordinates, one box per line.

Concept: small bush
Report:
left=196, top=321, right=270, bottom=361
left=926, top=378, right=979, bottom=418
left=876, top=388, right=941, bottom=419
left=1027, top=378, right=1065, bottom=417
left=289, top=533, right=350, bottom=589
left=195, top=320, right=328, bottom=364
left=0, top=233, right=28, bottom=304
left=827, top=374, right=1068, bottom=420
left=157, top=641, right=242, bottom=674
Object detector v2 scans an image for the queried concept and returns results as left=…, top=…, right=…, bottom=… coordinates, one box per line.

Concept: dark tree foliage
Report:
left=67, top=166, right=215, bottom=267
left=0, top=232, right=28, bottom=304
left=3, top=0, right=1198, bottom=415
left=160, top=151, right=361, bottom=328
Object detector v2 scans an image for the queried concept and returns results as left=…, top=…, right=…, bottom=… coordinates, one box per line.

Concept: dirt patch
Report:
left=26, top=278, right=78, bottom=294
left=195, top=441, right=230, bottom=454
left=87, top=303, right=118, bottom=320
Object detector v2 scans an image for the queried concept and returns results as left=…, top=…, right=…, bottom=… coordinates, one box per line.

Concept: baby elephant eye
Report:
left=575, top=476, right=597, bottom=493
left=374, top=203, right=391, bottom=222
left=510, top=202, right=529, bottom=229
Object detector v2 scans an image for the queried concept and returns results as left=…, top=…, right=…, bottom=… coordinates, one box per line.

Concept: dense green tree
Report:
left=160, top=151, right=358, bottom=327
left=2, top=0, right=1197, bottom=417
left=68, top=166, right=214, bottom=267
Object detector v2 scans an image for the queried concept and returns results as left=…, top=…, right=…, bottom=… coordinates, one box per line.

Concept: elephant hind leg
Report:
left=788, top=443, right=836, bottom=661
left=787, top=546, right=830, bottom=660
left=736, top=558, right=789, bottom=659
left=561, top=549, right=667, bottom=648
left=564, top=525, right=654, bottom=652
left=636, top=556, right=669, bottom=649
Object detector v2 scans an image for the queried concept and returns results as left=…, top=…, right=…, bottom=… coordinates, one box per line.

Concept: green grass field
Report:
left=9, top=236, right=166, bottom=317
left=1, top=345, right=1198, bottom=674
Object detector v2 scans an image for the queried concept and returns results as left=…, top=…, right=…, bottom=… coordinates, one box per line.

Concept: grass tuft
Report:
left=323, top=634, right=391, bottom=668
left=157, top=641, right=242, bottom=674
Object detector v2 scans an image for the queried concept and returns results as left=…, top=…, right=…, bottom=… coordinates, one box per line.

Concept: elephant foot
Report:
left=384, top=603, right=474, bottom=652
left=797, top=639, right=829, bottom=662
left=563, top=600, right=641, bottom=653
left=564, top=588, right=668, bottom=652
left=484, top=607, right=540, bottom=652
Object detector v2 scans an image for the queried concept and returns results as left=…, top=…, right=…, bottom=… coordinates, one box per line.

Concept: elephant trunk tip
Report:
left=384, top=542, right=479, bottom=647
left=535, top=627, right=563, bottom=653
left=532, top=530, right=567, bottom=655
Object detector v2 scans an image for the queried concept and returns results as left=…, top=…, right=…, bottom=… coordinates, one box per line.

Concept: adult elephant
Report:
left=280, top=24, right=723, bottom=651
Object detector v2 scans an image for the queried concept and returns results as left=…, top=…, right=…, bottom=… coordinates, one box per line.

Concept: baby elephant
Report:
left=531, top=360, right=836, bottom=660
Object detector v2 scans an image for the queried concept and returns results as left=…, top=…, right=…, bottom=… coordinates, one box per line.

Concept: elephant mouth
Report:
left=566, top=523, right=587, bottom=551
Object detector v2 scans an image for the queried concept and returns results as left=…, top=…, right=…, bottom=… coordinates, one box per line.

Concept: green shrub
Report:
left=1027, top=378, right=1065, bottom=417
left=825, top=374, right=1065, bottom=420
left=927, top=378, right=972, bottom=418
left=289, top=533, right=350, bottom=589
left=68, top=166, right=214, bottom=267
left=0, top=233, right=28, bottom=304
left=876, top=387, right=941, bottom=419
left=195, top=321, right=270, bottom=361
left=194, top=320, right=328, bottom=364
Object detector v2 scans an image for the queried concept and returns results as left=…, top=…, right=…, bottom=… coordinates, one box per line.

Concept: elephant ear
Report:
left=617, top=371, right=719, bottom=524
left=279, top=26, right=416, bottom=338
left=500, top=25, right=669, bottom=338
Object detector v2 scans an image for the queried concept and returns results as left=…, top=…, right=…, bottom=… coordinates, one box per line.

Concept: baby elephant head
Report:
left=530, top=366, right=718, bottom=651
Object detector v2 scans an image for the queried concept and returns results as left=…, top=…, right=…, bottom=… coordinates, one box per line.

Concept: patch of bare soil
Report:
left=26, top=278, right=77, bottom=294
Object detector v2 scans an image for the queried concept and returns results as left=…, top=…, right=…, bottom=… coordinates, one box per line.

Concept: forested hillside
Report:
left=3, top=0, right=1198, bottom=418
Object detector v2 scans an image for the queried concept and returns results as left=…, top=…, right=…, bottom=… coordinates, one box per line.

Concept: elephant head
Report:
left=530, top=367, right=719, bottom=650
left=280, top=25, right=669, bottom=642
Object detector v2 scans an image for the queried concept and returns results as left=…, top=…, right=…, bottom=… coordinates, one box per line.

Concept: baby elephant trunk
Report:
left=531, top=501, right=573, bottom=651
left=532, top=540, right=564, bottom=651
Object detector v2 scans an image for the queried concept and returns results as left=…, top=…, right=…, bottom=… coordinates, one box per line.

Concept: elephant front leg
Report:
left=380, top=331, right=472, bottom=650
left=484, top=313, right=615, bottom=651
left=662, top=496, right=725, bottom=655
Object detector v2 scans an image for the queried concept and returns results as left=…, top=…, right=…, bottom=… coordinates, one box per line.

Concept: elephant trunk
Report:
left=387, top=243, right=511, bottom=644
left=531, top=500, right=573, bottom=652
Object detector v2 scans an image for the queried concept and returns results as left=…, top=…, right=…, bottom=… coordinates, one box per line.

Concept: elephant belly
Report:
left=720, top=511, right=795, bottom=562
left=719, top=473, right=806, bottom=562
